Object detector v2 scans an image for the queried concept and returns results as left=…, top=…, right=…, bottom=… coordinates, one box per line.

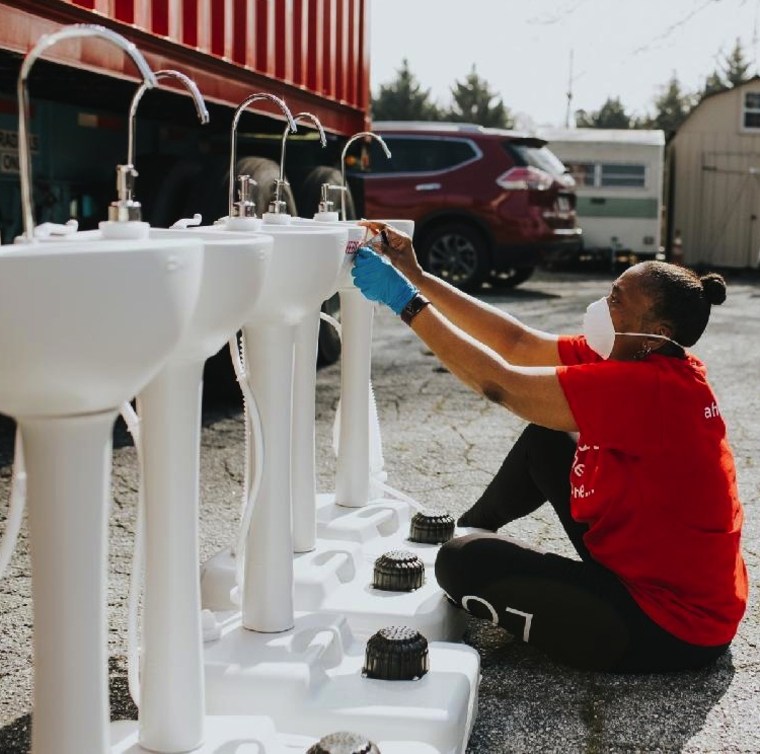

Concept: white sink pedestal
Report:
left=116, top=229, right=277, bottom=753
left=0, top=235, right=204, bottom=754
left=24, top=411, right=118, bottom=754
left=200, top=219, right=467, bottom=642
left=194, top=221, right=479, bottom=754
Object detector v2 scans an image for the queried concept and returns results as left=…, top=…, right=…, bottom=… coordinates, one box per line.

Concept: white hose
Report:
left=228, top=335, right=265, bottom=594
left=121, top=400, right=144, bottom=708
left=319, top=311, right=341, bottom=337
left=371, top=476, right=425, bottom=511
left=0, top=428, right=27, bottom=579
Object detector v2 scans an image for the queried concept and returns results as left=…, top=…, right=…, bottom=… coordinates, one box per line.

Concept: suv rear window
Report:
left=367, top=136, right=478, bottom=174
left=504, top=140, right=567, bottom=178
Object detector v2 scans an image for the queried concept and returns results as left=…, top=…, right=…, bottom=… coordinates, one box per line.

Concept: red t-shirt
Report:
left=556, top=335, right=747, bottom=646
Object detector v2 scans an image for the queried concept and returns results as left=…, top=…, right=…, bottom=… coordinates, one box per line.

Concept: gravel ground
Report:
left=0, top=266, right=757, bottom=753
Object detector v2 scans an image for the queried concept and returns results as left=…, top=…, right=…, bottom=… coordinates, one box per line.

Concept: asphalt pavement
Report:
left=0, top=266, right=757, bottom=753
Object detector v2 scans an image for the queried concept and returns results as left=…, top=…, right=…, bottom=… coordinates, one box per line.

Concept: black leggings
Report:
left=436, top=424, right=729, bottom=673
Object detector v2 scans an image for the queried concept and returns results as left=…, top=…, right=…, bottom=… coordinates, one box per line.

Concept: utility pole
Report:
left=565, top=49, right=574, bottom=128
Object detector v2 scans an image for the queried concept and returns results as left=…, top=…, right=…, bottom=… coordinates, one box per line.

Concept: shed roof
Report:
left=536, top=127, right=665, bottom=146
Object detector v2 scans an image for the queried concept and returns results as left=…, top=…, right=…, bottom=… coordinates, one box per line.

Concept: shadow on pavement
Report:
left=465, top=618, right=735, bottom=753
left=0, top=658, right=139, bottom=754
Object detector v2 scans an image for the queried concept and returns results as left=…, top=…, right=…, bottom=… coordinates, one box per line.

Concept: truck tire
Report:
left=147, top=157, right=204, bottom=228
left=419, top=222, right=490, bottom=292
left=298, top=165, right=356, bottom=220
left=490, top=266, right=535, bottom=289
left=130, top=154, right=183, bottom=227
left=235, top=156, right=298, bottom=216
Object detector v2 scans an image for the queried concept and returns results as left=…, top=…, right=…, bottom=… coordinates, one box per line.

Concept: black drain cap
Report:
left=306, top=730, right=380, bottom=754
left=372, top=550, right=425, bottom=592
left=408, top=511, right=455, bottom=544
left=363, top=625, right=429, bottom=681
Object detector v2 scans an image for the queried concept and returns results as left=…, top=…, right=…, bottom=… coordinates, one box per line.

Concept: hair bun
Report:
left=700, top=272, right=727, bottom=306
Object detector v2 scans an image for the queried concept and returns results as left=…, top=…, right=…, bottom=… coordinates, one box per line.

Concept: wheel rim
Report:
left=428, top=232, right=479, bottom=284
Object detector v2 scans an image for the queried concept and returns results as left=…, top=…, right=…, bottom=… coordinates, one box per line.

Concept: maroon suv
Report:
left=351, top=122, right=582, bottom=290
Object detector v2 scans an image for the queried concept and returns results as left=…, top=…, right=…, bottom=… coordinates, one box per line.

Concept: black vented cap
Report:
left=306, top=730, right=381, bottom=754
left=408, top=511, right=455, bottom=544
left=372, top=550, right=425, bottom=592
left=363, top=625, right=429, bottom=681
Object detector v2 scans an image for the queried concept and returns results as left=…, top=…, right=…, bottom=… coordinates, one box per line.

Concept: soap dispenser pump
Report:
left=313, top=182, right=343, bottom=222
left=99, top=163, right=150, bottom=239
left=226, top=173, right=262, bottom=231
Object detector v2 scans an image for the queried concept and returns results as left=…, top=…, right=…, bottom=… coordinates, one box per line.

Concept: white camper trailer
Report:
left=538, top=128, right=665, bottom=261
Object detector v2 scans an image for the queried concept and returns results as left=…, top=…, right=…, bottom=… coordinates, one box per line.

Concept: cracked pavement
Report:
left=0, top=267, right=758, bottom=753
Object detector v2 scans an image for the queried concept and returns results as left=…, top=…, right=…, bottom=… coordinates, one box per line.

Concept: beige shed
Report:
left=667, top=76, right=760, bottom=268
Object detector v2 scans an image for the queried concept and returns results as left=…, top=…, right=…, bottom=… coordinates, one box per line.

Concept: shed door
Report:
left=701, top=152, right=760, bottom=267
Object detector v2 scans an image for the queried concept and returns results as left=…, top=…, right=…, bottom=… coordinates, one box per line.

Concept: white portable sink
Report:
left=0, top=238, right=203, bottom=417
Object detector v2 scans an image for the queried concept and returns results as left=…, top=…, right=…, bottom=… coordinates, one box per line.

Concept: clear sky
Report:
left=369, top=0, right=760, bottom=128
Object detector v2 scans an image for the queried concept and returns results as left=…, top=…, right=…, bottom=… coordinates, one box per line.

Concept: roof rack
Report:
left=371, top=121, right=485, bottom=133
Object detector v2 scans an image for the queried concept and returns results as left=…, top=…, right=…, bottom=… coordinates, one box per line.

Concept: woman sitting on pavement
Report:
left=351, top=220, right=748, bottom=673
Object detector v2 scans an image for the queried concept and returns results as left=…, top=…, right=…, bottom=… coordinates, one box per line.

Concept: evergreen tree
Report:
left=371, top=59, right=441, bottom=121
left=701, top=70, right=726, bottom=99
left=574, top=97, right=633, bottom=128
left=644, top=74, right=695, bottom=136
left=446, top=65, right=513, bottom=128
left=722, top=38, right=753, bottom=87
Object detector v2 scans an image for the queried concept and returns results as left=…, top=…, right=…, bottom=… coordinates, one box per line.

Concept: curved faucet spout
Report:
left=340, top=131, right=392, bottom=221
left=127, top=69, right=210, bottom=168
left=17, top=24, right=156, bottom=242
left=228, top=93, right=296, bottom=217
left=279, top=112, right=326, bottom=185
left=271, top=112, right=326, bottom=213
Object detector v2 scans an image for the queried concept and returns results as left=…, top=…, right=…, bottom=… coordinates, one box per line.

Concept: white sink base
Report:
left=23, top=410, right=118, bottom=754
left=203, top=611, right=480, bottom=754
left=136, top=360, right=207, bottom=752
left=239, top=321, right=299, bottom=633
left=110, top=716, right=313, bottom=754
left=201, top=521, right=465, bottom=642
left=110, top=717, right=441, bottom=753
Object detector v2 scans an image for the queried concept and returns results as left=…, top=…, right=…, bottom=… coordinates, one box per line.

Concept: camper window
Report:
left=566, top=162, right=595, bottom=186
left=742, top=92, right=760, bottom=129
left=565, top=161, right=646, bottom=189
left=600, top=163, right=646, bottom=188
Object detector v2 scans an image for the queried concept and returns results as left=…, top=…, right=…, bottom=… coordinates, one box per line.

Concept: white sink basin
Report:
left=147, top=229, right=273, bottom=360
left=210, top=223, right=348, bottom=321
left=0, top=238, right=203, bottom=418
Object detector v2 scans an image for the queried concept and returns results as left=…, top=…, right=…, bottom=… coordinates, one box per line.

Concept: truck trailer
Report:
left=0, top=0, right=370, bottom=237
left=0, top=0, right=370, bottom=361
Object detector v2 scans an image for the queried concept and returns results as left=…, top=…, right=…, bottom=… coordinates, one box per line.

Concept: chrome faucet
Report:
left=127, top=69, right=210, bottom=173
left=116, top=69, right=209, bottom=222
left=340, top=131, right=392, bottom=221
left=228, top=93, right=296, bottom=219
left=17, top=24, right=156, bottom=242
left=270, top=111, right=326, bottom=215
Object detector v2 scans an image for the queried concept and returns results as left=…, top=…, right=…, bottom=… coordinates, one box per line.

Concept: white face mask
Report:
left=582, top=297, right=684, bottom=359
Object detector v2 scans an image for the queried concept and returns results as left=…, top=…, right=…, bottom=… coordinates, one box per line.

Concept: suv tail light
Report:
left=496, top=166, right=553, bottom=191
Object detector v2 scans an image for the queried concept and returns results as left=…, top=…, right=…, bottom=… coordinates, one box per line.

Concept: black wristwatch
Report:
left=400, top=293, right=431, bottom=325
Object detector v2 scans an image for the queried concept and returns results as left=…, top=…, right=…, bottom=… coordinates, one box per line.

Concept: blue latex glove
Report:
left=351, top=246, right=418, bottom=315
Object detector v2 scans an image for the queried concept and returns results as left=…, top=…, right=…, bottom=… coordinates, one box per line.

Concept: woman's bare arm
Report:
left=409, top=302, right=578, bottom=432
left=359, top=220, right=563, bottom=367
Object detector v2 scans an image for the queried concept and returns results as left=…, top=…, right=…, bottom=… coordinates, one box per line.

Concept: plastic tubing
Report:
left=0, top=429, right=27, bottom=579
left=227, top=336, right=265, bottom=593
left=120, top=400, right=144, bottom=707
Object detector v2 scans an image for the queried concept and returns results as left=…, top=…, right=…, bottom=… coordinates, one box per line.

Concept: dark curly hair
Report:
left=640, top=261, right=726, bottom=347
